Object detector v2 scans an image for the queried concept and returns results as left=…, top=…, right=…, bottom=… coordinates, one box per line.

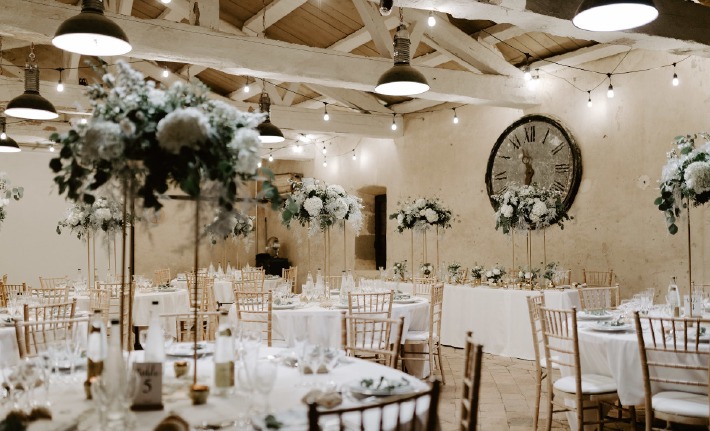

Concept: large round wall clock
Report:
left=485, top=114, right=582, bottom=212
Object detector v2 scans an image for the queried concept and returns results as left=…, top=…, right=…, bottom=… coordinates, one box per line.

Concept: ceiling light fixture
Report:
left=257, top=161, right=262, bottom=168
left=427, top=11, right=436, bottom=27
left=323, top=103, right=330, bottom=121
left=243, top=77, right=250, bottom=93
left=452, top=108, right=459, bottom=124
left=5, top=45, right=59, bottom=120
left=256, top=85, right=284, bottom=144
left=391, top=114, right=398, bottom=131
left=572, top=0, right=658, bottom=32
left=352, top=150, right=357, bottom=161
left=375, top=9, right=429, bottom=96
left=0, top=117, right=21, bottom=153
left=49, top=143, right=55, bottom=152
left=56, top=68, right=65, bottom=92
left=378, top=0, right=393, bottom=16
left=322, top=145, right=327, bottom=155
left=606, top=73, right=615, bottom=98
left=522, top=54, right=532, bottom=81
left=160, top=0, right=172, bottom=4
left=268, top=152, right=274, bottom=162
left=162, top=67, right=169, bottom=78
left=53, top=0, right=132, bottom=56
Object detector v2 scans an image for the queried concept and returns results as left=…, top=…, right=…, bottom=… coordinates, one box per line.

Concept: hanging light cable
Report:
left=606, top=73, right=615, bottom=99
left=0, top=117, right=20, bottom=153
left=573, top=0, right=658, bottom=32
left=375, top=8, right=429, bottom=96
left=53, top=0, right=132, bottom=56
left=672, top=63, right=679, bottom=87
left=323, top=103, right=330, bottom=121
left=5, top=44, right=58, bottom=120
left=56, top=68, right=65, bottom=92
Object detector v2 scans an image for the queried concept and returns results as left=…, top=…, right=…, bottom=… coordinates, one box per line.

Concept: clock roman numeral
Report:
left=498, top=184, right=509, bottom=194
left=541, top=129, right=550, bottom=145
left=551, top=143, right=565, bottom=155
left=497, top=155, right=511, bottom=160
left=494, top=171, right=507, bottom=180
left=525, top=125, right=536, bottom=143
left=509, top=135, right=522, bottom=149
left=555, top=163, right=570, bottom=173
left=551, top=181, right=565, bottom=192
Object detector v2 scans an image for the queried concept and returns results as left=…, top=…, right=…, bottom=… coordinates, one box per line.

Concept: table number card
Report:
left=131, top=363, right=164, bottom=411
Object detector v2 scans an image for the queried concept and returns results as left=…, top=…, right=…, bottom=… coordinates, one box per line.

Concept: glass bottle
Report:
left=668, top=276, right=681, bottom=317
left=339, top=271, right=348, bottom=304
left=144, top=301, right=165, bottom=362
left=214, top=310, right=235, bottom=395
left=103, top=319, right=128, bottom=426
left=315, top=268, right=325, bottom=299
left=85, top=309, right=107, bottom=399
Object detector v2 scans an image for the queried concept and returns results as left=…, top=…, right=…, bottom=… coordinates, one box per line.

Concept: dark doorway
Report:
left=374, top=194, right=387, bottom=269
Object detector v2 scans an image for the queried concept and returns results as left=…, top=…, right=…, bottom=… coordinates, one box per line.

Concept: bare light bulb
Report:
left=49, top=144, right=55, bottom=152
left=322, top=146, right=327, bottom=155
left=243, top=83, right=250, bottom=93
left=80, top=118, right=88, bottom=125
left=427, top=12, right=436, bottom=27
left=352, top=152, right=357, bottom=161
left=587, top=98, right=592, bottom=108
left=162, top=67, right=169, bottom=78
left=57, top=81, right=64, bottom=92
left=672, top=73, right=679, bottom=87
left=323, top=160, right=328, bottom=167
left=257, top=161, right=262, bottom=168
left=268, top=154, right=274, bottom=162
left=323, top=111, right=330, bottom=121
left=607, top=84, right=615, bottom=99
left=293, top=144, right=302, bottom=153
left=523, top=66, right=532, bottom=82
left=0, top=132, right=6, bottom=140
left=391, top=122, right=397, bottom=131
left=160, top=0, right=171, bottom=3
left=453, top=111, right=459, bottom=124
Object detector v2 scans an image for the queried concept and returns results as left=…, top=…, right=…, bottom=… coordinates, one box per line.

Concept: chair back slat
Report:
left=460, top=331, right=483, bottom=431
left=15, top=316, right=88, bottom=359
left=186, top=274, right=216, bottom=311
left=0, top=282, right=26, bottom=307
left=348, top=291, right=393, bottom=317
left=160, top=311, right=220, bottom=342
left=282, top=266, right=298, bottom=293
left=234, top=291, right=272, bottom=346
left=342, top=314, right=403, bottom=368
left=413, top=278, right=437, bottom=297
left=577, top=285, right=620, bottom=311
left=582, top=269, right=614, bottom=287
left=38, top=277, right=69, bottom=290
left=526, top=295, right=545, bottom=372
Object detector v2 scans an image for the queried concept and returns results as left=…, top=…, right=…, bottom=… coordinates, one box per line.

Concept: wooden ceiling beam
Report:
left=477, top=23, right=527, bottom=46
left=242, top=0, right=307, bottom=36
left=305, top=84, right=391, bottom=114
left=419, top=36, right=482, bottom=73
left=158, top=0, right=246, bottom=35
left=327, top=15, right=400, bottom=53
left=280, top=82, right=301, bottom=106
left=0, top=0, right=536, bottom=107
left=352, top=0, right=394, bottom=58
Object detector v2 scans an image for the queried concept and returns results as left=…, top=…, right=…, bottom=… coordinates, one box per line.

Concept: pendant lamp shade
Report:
left=573, top=0, right=658, bottom=31
left=375, top=24, right=429, bottom=96
left=0, top=118, right=20, bottom=153
left=5, top=53, right=58, bottom=120
left=53, top=0, right=132, bottom=56
left=257, top=92, right=284, bottom=144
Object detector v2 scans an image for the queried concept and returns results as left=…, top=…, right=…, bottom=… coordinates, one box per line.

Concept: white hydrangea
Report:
left=493, top=268, right=501, bottom=275
left=424, top=208, right=439, bottom=223
left=231, top=128, right=261, bottom=175
left=156, top=107, right=210, bottom=154
left=303, top=197, right=323, bottom=217
left=326, top=198, right=349, bottom=220
left=501, top=204, right=514, bottom=218
left=531, top=200, right=548, bottom=219
left=94, top=208, right=112, bottom=222
left=485, top=270, right=493, bottom=278
left=327, top=184, right=345, bottom=196
left=685, top=161, right=710, bottom=194
left=82, top=121, right=124, bottom=162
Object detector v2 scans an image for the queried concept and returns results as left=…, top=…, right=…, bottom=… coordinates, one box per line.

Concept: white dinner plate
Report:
left=272, top=303, right=297, bottom=310
left=393, top=297, right=421, bottom=304
left=577, top=311, right=614, bottom=321
left=347, top=377, right=416, bottom=397
left=589, top=322, right=633, bottom=332
left=166, top=342, right=214, bottom=357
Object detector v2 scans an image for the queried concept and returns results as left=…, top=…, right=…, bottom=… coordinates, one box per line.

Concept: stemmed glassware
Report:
left=252, top=360, right=278, bottom=413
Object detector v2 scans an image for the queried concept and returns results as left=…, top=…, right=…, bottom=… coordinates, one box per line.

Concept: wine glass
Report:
left=304, top=344, right=323, bottom=386
left=252, top=360, right=278, bottom=413
left=1, top=364, right=23, bottom=411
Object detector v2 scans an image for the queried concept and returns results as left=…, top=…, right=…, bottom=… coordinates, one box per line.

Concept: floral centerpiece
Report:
left=57, top=197, right=123, bottom=240
left=447, top=262, right=462, bottom=284
left=206, top=212, right=255, bottom=244
left=420, top=262, right=433, bottom=277
left=281, top=178, right=363, bottom=236
left=470, top=264, right=484, bottom=280
left=48, top=61, right=279, bottom=238
left=517, top=266, right=540, bottom=284
left=655, top=133, right=710, bottom=234
left=392, top=261, right=407, bottom=280
left=542, top=262, right=559, bottom=283
left=484, top=265, right=506, bottom=284
left=493, top=184, right=569, bottom=234
left=389, top=198, right=453, bottom=233
left=0, top=173, right=23, bottom=230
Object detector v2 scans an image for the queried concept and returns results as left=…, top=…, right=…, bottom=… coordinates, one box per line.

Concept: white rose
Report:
left=156, top=107, right=210, bottom=154
left=501, top=204, right=514, bottom=218
left=493, top=268, right=501, bottom=275
left=397, top=213, right=404, bottom=225
left=424, top=208, right=439, bottom=223
left=485, top=271, right=493, bottom=278
left=685, top=161, right=710, bottom=194
left=303, top=197, right=323, bottom=217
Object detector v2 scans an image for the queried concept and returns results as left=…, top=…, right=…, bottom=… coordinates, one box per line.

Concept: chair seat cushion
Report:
left=553, top=374, right=617, bottom=395
left=652, top=391, right=709, bottom=418
left=403, top=331, right=437, bottom=342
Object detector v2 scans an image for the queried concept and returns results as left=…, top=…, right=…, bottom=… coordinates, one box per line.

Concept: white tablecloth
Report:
left=17, top=346, right=430, bottom=431
left=0, top=322, right=89, bottom=367
left=74, top=289, right=190, bottom=327
left=544, top=288, right=581, bottom=309
left=172, top=277, right=284, bottom=304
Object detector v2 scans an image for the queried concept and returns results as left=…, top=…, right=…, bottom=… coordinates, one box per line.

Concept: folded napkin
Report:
left=301, top=389, right=342, bottom=409
left=153, top=414, right=190, bottom=431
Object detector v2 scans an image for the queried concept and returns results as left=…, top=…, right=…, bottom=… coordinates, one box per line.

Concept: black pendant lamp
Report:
left=375, top=8, right=429, bottom=96
left=0, top=117, right=20, bottom=153
left=257, top=91, right=284, bottom=144
left=5, top=45, right=59, bottom=120
left=53, top=0, right=132, bottom=56
left=573, top=0, right=658, bottom=32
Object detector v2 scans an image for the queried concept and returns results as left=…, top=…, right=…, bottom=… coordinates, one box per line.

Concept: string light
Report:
left=672, top=63, right=679, bottom=87
left=80, top=118, right=88, bottom=125
left=0, top=132, right=6, bottom=140
left=352, top=150, right=357, bottom=161
left=322, top=145, right=327, bottom=155
left=160, top=0, right=171, bottom=4
left=162, top=67, right=169, bottom=78
left=257, top=161, right=262, bottom=168
left=528, top=69, right=540, bottom=90
left=606, top=73, right=614, bottom=99
left=49, top=143, right=55, bottom=152
left=56, top=68, right=64, bottom=92
left=323, top=157, right=328, bottom=167
left=268, top=152, right=274, bottom=162
left=452, top=108, right=459, bottom=124
left=391, top=114, right=397, bottom=131
left=293, top=144, right=303, bottom=153
left=587, top=91, right=593, bottom=108
left=522, top=54, right=532, bottom=81
left=323, top=103, right=330, bottom=121
left=427, top=11, right=436, bottom=27
left=243, top=77, right=250, bottom=93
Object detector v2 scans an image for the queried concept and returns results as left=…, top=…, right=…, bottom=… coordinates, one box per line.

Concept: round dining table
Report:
left=171, top=277, right=285, bottom=304
left=6, top=346, right=432, bottom=431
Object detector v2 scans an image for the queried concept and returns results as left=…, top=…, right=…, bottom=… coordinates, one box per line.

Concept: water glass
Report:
left=252, top=360, right=278, bottom=412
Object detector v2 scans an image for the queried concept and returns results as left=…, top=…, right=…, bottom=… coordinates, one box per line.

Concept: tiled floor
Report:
left=433, top=346, right=702, bottom=431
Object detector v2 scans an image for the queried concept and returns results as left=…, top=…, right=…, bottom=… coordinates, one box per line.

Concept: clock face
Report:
left=485, top=114, right=582, bottom=211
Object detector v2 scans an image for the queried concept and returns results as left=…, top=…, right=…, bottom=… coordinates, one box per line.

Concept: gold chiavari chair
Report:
left=459, top=331, right=484, bottom=431
left=15, top=316, right=88, bottom=359
left=348, top=291, right=393, bottom=318
left=153, top=268, right=171, bottom=286
left=234, top=291, right=272, bottom=346
left=413, top=277, right=437, bottom=297
left=0, top=282, right=26, bottom=307
left=307, top=380, right=441, bottom=431
left=582, top=269, right=614, bottom=287
left=27, top=286, right=70, bottom=306
left=38, top=276, right=69, bottom=290
left=401, top=283, right=446, bottom=383
left=556, top=269, right=572, bottom=286
left=2, top=274, right=7, bottom=284
left=577, top=285, right=620, bottom=312
left=341, top=314, right=404, bottom=368
left=23, top=299, right=76, bottom=324
left=242, top=268, right=265, bottom=290
left=325, top=276, right=343, bottom=297
left=232, top=278, right=262, bottom=294
left=160, top=311, right=220, bottom=342
left=526, top=294, right=552, bottom=431
left=94, top=282, right=132, bottom=346
left=185, top=273, right=216, bottom=312
left=634, top=312, right=710, bottom=430
left=282, top=266, right=298, bottom=293
left=540, top=307, right=625, bottom=431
